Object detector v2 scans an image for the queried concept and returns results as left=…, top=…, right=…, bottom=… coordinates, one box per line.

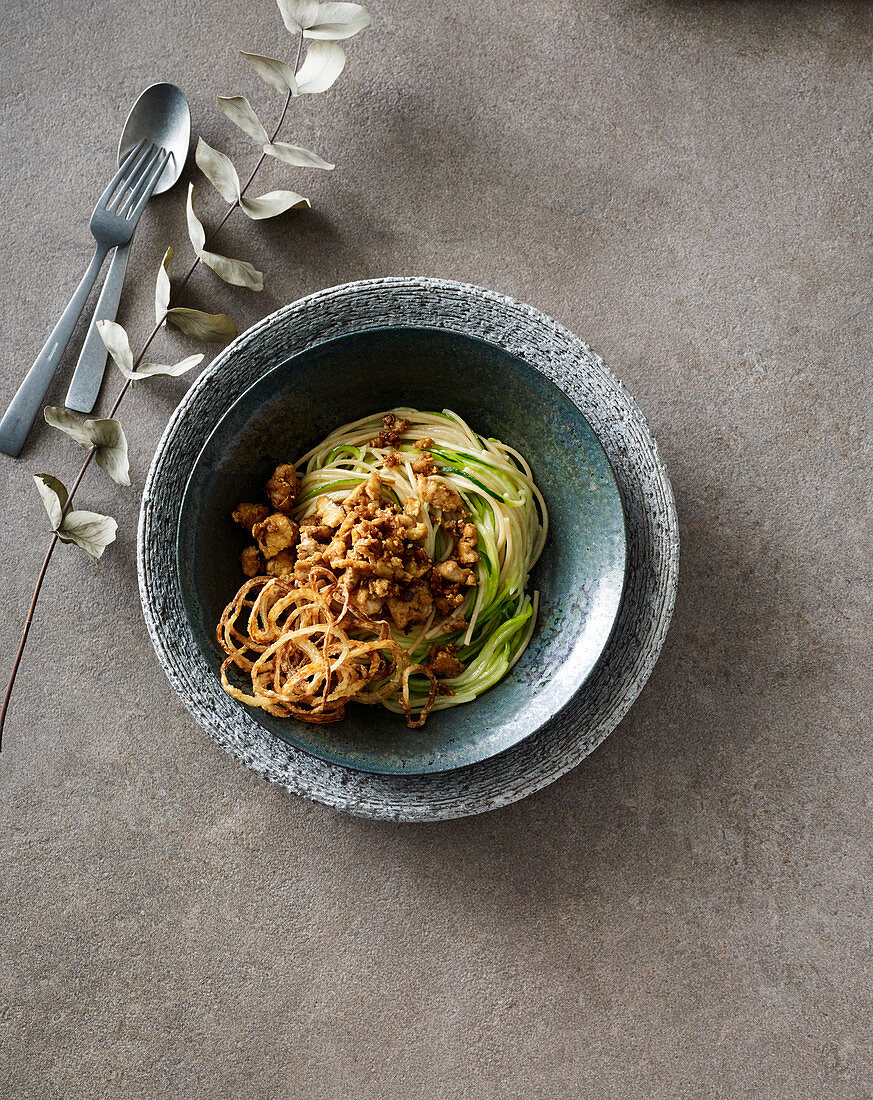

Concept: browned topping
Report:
left=418, top=476, right=465, bottom=513
left=232, top=503, right=270, bottom=532
left=428, top=567, right=467, bottom=615
left=433, top=558, right=476, bottom=586
left=344, top=471, right=384, bottom=506
left=240, top=545, right=265, bottom=577
left=265, top=548, right=296, bottom=577
left=227, top=464, right=482, bottom=727
left=386, top=580, right=433, bottom=631
left=383, top=451, right=403, bottom=467
left=270, top=475, right=439, bottom=634
left=252, top=513, right=299, bottom=559
left=265, top=463, right=301, bottom=514
left=415, top=436, right=436, bottom=450
left=319, top=498, right=345, bottom=527
left=425, top=644, right=465, bottom=679
left=457, top=523, right=480, bottom=564
left=411, top=451, right=439, bottom=476
left=240, top=472, right=478, bottom=640
left=396, top=512, right=427, bottom=542
left=368, top=413, right=411, bottom=449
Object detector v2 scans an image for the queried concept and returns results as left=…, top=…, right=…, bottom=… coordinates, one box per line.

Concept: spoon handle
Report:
left=65, top=239, right=132, bottom=414
left=0, top=243, right=109, bottom=458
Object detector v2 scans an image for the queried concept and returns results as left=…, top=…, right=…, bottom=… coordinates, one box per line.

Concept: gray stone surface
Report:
left=0, top=0, right=871, bottom=1095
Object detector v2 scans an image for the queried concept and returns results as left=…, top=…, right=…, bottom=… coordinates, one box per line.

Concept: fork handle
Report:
left=65, top=240, right=131, bottom=414
left=0, top=243, right=110, bottom=457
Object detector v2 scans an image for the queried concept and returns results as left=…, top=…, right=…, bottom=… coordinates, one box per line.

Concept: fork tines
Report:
left=98, top=140, right=171, bottom=218
left=123, top=148, right=172, bottom=220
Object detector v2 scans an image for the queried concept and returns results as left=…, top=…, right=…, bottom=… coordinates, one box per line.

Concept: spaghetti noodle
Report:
left=216, top=408, right=547, bottom=727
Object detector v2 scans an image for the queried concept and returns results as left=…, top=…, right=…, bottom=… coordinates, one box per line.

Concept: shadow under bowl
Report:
left=177, top=325, right=626, bottom=774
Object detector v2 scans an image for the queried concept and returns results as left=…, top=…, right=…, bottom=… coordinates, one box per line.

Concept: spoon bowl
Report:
left=119, top=82, right=190, bottom=193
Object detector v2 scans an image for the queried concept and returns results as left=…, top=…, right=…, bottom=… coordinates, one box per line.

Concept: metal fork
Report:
left=0, top=139, right=171, bottom=457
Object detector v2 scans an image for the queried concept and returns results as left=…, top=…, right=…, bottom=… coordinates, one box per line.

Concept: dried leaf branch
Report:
left=0, top=1, right=371, bottom=749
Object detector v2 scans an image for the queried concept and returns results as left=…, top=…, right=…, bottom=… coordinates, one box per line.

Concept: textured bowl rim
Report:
left=138, top=277, right=679, bottom=822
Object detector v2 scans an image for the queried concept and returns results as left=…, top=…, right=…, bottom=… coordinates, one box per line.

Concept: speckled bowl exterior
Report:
left=138, top=278, right=679, bottom=821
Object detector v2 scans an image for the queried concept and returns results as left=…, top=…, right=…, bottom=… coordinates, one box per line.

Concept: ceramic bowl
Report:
left=139, top=279, right=678, bottom=819
left=176, top=325, right=626, bottom=773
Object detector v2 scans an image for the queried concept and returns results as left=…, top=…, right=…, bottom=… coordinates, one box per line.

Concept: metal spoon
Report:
left=65, top=83, right=190, bottom=414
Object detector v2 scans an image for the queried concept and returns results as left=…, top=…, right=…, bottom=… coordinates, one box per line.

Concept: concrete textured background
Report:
left=1, top=0, right=871, bottom=1096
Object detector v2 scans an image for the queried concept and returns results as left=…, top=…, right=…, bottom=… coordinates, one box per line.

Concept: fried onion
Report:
left=216, top=573, right=440, bottom=727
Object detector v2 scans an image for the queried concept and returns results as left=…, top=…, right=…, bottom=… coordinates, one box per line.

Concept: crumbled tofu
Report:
left=418, top=476, right=464, bottom=513
left=233, top=503, right=270, bottom=532
left=265, top=464, right=301, bottom=514
left=252, top=513, right=299, bottom=559
left=240, top=545, right=265, bottom=577
left=426, top=644, right=465, bottom=679
left=265, top=549, right=296, bottom=577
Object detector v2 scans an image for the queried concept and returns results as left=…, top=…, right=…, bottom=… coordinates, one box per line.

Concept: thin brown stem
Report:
left=0, top=534, right=59, bottom=748
left=0, top=33, right=307, bottom=750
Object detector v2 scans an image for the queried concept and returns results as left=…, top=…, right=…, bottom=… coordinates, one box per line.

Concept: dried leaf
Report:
left=295, top=41, right=346, bottom=94
left=166, top=308, right=238, bottom=342
left=43, top=408, right=130, bottom=487
left=33, top=474, right=116, bottom=557
left=155, top=247, right=173, bottom=323
left=186, top=185, right=264, bottom=291
left=217, top=96, right=269, bottom=145
left=43, top=406, right=93, bottom=449
left=97, top=320, right=135, bottom=375
left=199, top=250, right=265, bottom=290
left=195, top=138, right=240, bottom=204
left=57, top=510, right=118, bottom=560
left=136, top=355, right=205, bottom=378
left=33, top=473, right=68, bottom=530
left=304, top=2, right=370, bottom=40
left=263, top=141, right=335, bottom=170
left=240, top=190, right=311, bottom=220
left=185, top=184, right=207, bottom=252
left=240, top=52, right=299, bottom=94
left=85, top=421, right=130, bottom=487
left=276, top=0, right=319, bottom=32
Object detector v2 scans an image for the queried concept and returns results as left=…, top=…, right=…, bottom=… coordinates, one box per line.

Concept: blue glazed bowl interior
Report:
left=177, top=325, right=626, bottom=774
